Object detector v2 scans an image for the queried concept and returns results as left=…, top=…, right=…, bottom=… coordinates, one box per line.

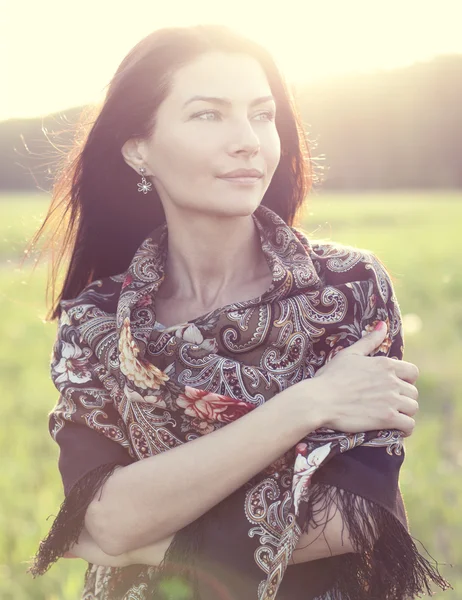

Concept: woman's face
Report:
left=125, top=51, right=281, bottom=219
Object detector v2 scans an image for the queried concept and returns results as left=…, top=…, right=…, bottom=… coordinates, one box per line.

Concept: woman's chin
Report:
left=176, top=194, right=264, bottom=219
left=213, top=196, right=263, bottom=217
left=218, top=205, right=261, bottom=219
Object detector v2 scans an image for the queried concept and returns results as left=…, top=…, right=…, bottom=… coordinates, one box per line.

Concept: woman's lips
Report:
left=218, top=176, right=262, bottom=185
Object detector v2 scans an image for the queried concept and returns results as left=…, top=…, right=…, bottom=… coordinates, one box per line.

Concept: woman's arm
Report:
left=72, top=491, right=360, bottom=568
left=85, top=384, right=323, bottom=556
left=290, top=493, right=358, bottom=564
left=65, top=526, right=174, bottom=568
left=86, top=324, right=396, bottom=557
left=65, top=527, right=131, bottom=568
left=69, top=530, right=354, bottom=569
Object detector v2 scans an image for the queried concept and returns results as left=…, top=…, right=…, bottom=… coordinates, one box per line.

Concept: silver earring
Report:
left=137, top=167, right=153, bottom=194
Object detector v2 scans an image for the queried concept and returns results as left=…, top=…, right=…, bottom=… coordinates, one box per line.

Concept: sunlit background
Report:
left=1, top=1, right=461, bottom=599
left=2, top=0, right=462, bottom=120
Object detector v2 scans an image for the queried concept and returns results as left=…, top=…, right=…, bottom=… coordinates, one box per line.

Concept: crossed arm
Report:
left=66, top=489, right=357, bottom=568
left=65, top=526, right=174, bottom=567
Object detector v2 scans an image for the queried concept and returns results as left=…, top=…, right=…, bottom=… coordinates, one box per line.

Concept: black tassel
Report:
left=300, top=483, right=452, bottom=600
left=26, top=462, right=124, bottom=577
left=144, top=514, right=206, bottom=599
left=91, top=515, right=206, bottom=600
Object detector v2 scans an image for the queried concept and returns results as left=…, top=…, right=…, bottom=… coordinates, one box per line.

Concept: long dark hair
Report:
left=30, top=24, right=313, bottom=321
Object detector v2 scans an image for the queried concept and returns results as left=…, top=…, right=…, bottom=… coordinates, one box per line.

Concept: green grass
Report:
left=1, top=191, right=461, bottom=598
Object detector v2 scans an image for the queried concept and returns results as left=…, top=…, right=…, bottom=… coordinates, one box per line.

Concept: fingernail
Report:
left=374, top=321, right=385, bottom=331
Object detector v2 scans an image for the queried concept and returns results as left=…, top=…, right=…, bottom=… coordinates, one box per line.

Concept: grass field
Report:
left=1, top=191, right=461, bottom=599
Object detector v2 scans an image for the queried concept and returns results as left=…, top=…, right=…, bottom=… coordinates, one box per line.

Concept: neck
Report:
left=157, top=208, right=269, bottom=309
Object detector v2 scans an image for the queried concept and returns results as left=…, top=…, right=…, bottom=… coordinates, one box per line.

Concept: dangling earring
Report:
left=137, top=167, right=153, bottom=194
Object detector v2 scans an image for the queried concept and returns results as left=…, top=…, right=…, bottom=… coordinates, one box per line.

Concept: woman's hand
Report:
left=310, top=321, right=419, bottom=436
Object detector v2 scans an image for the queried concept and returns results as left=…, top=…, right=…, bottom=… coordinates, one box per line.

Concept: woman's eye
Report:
left=259, top=110, right=276, bottom=121
left=195, top=110, right=221, bottom=121
left=193, top=110, right=275, bottom=121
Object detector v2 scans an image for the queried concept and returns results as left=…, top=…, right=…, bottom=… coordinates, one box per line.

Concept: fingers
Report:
left=397, top=395, right=419, bottom=417
left=392, top=412, right=416, bottom=437
left=398, top=379, right=419, bottom=401
left=366, top=357, right=419, bottom=384
left=391, top=360, right=419, bottom=384
left=344, top=321, right=388, bottom=357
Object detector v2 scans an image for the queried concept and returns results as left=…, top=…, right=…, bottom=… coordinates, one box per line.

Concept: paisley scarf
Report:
left=28, top=205, right=449, bottom=599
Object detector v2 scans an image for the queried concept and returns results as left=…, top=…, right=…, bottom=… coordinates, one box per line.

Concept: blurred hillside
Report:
left=1, top=53, right=461, bottom=191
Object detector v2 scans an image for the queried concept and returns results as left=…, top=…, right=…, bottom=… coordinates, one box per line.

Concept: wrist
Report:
left=278, top=377, right=327, bottom=434
left=304, top=376, right=330, bottom=431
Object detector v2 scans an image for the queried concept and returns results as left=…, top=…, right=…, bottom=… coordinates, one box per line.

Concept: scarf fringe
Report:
left=95, top=519, right=204, bottom=600
left=26, top=462, right=123, bottom=578
left=27, top=465, right=453, bottom=600
left=144, top=514, right=205, bottom=599
left=302, top=483, right=452, bottom=600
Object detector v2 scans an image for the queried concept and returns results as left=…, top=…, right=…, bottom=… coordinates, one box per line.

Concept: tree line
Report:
left=1, top=53, right=460, bottom=192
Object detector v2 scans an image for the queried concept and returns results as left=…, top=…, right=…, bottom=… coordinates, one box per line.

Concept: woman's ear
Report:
left=121, top=138, right=147, bottom=173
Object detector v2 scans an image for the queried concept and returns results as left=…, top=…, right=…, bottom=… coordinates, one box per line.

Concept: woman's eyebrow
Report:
left=183, top=95, right=276, bottom=108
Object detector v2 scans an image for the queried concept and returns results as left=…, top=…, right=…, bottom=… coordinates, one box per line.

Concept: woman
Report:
left=28, top=24, right=449, bottom=599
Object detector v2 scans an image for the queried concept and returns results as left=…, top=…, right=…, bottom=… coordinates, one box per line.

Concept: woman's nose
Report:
left=228, top=123, right=261, bottom=155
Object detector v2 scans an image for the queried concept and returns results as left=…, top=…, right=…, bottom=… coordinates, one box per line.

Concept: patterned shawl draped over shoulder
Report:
left=29, top=205, right=449, bottom=599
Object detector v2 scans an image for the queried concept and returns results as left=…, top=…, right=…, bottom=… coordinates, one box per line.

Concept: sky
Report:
left=2, top=0, right=461, bottom=122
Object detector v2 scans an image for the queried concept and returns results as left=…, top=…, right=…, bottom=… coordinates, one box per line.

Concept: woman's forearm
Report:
left=85, top=381, right=324, bottom=556
left=124, top=506, right=357, bottom=567
left=291, top=493, right=356, bottom=564
left=76, top=488, right=360, bottom=568
left=70, top=525, right=354, bottom=569
left=66, top=526, right=174, bottom=568
left=67, top=527, right=131, bottom=568
left=126, top=534, right=174, bottom=566
left=119, top=521, right=355, bottom=568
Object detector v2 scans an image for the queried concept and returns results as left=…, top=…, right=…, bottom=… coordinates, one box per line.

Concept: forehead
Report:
left=168, top=52, right=272, bottom=106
